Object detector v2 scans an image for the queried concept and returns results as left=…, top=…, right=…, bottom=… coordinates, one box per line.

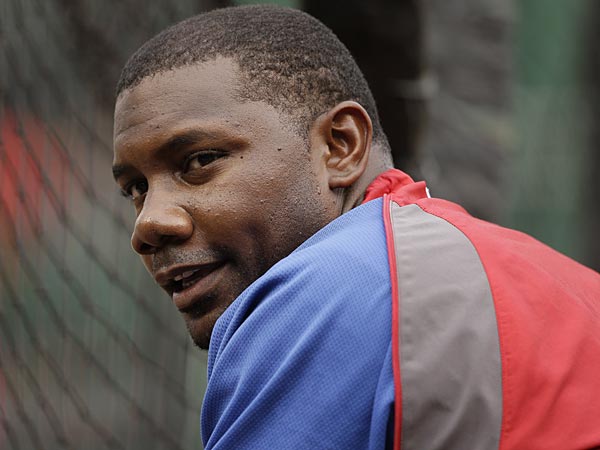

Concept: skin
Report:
left=113, top=57, right=389, bottom=349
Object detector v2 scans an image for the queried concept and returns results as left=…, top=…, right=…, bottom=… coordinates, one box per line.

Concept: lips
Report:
left=154, top=261, right=226, bottom=311
left=173, top=268, right=209, bottom=290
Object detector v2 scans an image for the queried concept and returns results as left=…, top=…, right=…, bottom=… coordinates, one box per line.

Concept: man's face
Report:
left=113, top=58, right=337, bottom=349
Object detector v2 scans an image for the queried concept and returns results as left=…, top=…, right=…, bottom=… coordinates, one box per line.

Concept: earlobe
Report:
left=314, top=101, right=373, bottom=189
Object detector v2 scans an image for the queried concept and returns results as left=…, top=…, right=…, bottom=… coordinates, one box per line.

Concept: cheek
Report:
left=258, top=177, right=333, bottom=252
left=188, top=154, right=331, bottom=258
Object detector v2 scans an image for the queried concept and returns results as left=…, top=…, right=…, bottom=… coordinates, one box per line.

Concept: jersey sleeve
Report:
left=201, top=200, right=395, bottom=450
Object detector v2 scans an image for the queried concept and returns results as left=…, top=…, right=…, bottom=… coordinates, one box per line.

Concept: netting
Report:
left=1, top=0, right=596, bottom=449
left=0, top=1, right=228, bottom=448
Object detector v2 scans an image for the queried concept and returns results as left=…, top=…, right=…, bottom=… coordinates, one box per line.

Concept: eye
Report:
left=121, top=179, right=148, bottom=201
left=184, top=150, right=226, bottom=172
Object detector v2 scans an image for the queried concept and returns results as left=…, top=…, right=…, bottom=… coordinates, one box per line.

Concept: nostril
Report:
left=138, top=242, right=156, bottom=255
left=131, top=233, right=158, bottom=255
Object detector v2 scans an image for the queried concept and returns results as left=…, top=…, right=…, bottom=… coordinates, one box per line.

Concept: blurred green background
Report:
left=1, top=0, right=598, bottom=449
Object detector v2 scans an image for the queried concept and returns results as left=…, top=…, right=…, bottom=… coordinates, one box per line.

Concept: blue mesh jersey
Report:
left=202, top=198, right=395, bottom=449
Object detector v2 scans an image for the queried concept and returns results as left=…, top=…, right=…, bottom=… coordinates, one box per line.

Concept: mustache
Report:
left=150, top=246, right=227, bottom=274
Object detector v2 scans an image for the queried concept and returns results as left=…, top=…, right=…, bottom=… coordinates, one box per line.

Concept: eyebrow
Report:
left=112, top=129, right=217, bottom=182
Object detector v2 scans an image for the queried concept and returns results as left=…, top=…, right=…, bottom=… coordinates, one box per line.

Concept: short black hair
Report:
left=117, top=5, right=388, bottom=146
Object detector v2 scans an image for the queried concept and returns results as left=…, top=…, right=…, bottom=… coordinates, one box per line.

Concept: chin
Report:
left=185, top=317, right=213, bottom=350
left=192, top=335, right=211, bottom=350
left=183, top=305, right=228, bottom=350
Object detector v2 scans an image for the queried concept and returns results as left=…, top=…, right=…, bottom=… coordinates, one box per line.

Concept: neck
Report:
left=341, top=156, right=393, bottom=214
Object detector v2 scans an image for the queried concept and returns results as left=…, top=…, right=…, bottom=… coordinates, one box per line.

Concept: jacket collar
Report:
left=363, top=169, right=429, bottom=206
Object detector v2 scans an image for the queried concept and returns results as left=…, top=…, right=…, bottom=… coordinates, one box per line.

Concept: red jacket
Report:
left=365, top=169, right=600, bottom=450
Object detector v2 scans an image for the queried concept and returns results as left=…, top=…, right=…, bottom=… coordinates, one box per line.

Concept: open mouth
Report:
left=172, top=268, right=207, bottom=292
left=154, top=260, right=227, bottom=311
left=169, top=262, right=224, bottom=294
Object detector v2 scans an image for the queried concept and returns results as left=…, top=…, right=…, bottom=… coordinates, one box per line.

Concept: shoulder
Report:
left=410, top=197, right=600, bottom=306
left=202, top=198, right=395, bottom=449
left=210, top=197, right=390, bottom=359
left=391, top=196, right=600, bottom=449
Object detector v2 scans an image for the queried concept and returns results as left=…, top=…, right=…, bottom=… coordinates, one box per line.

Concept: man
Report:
left=112, top=5, right=600, bottom=450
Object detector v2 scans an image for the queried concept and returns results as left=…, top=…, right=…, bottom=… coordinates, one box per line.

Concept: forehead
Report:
left=114, top=58, right=241, bottom=142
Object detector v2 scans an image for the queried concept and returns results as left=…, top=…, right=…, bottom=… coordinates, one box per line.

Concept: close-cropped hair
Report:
left=117, top=5, right=388, bottom=146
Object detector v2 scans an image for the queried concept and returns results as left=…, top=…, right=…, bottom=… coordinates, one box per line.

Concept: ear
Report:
left=310, top=101, right=373, bottom=189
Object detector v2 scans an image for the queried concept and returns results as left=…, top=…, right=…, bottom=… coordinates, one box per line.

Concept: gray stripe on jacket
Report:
left=389, top=202, right=502, bottom=450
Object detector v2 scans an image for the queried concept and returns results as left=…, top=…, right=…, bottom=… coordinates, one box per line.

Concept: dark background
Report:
left=1, top=1, right=598, bottom=448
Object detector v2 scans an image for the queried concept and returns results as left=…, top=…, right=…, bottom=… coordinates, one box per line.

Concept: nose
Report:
left=131, top=191, right=194, bottom=255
